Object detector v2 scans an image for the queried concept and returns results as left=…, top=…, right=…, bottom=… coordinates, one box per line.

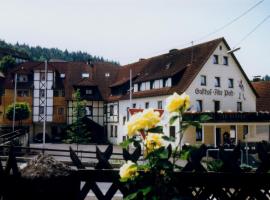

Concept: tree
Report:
left=65, top=89, right=91, bottom=144
left=263, top=75, right=270, bottom=81
left=6, top=102, right=31, bottom=127
left=0, top=55, right=16, bottom=73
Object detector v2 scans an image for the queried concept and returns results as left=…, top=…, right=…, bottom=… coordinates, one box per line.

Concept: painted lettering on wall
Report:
left=195, top=88, right=234, bottom=97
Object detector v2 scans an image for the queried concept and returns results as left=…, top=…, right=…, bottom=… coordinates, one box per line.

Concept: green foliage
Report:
left=263, top=74, right=270, bottom=81
left=65, top=89, right=91, bottom=144
left=0, top=39, right=119, bottom=65
left=0, top=55, right=16, bottom=72
left=6, top=102, right=31, bottom=122
left=207, top=159, right=223, bottom=172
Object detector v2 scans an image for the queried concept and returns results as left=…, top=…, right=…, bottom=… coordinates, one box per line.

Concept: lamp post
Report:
left=12, top=73, right=17, bottom=132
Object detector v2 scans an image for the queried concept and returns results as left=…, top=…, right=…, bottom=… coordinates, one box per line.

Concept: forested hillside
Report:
left=0, top=39, right=119, bottom=64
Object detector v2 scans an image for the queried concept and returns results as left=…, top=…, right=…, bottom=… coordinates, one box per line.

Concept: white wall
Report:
left=107, top=96, right=181, bottom=147
left=185, top=41, right=256, bottom=112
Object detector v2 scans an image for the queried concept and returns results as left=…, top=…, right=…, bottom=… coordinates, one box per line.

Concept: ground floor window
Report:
left=110, top=125, right=113, bottom=137
left=169, top=126, right=176, bottom=140
left=115, top=125, right=118, bottom=137
left=196, top=127, right=202, bottom=141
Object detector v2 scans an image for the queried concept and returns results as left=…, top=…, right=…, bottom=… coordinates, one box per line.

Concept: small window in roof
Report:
left=165, top=62, right=171, bottom=69
left=60, top=73, right=65, bottom=78
left=82, top=73, right=89, bottom=78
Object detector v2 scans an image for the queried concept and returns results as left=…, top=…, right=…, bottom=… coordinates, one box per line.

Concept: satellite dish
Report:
left=227, top=47, right=241, bottom=54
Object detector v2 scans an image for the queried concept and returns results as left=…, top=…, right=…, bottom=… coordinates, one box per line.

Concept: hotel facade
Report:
left=0, top=38, right=269, bottom=146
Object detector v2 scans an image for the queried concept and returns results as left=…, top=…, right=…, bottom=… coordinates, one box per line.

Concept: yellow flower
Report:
left=119, top=160, right=138, bottom=180
left=166, top=92, right=190, bottom=113
left=145, top=133, right=165, bottom=153
left=127, top=108, right=161, bottom=137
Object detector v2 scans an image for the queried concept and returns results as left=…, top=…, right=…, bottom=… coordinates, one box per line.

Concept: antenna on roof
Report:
left=191, top=41, right=194, bottom=64
left=227, top=47, right=241, bottom=54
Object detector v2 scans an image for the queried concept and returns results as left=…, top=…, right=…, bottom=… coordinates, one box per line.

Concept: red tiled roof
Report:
left=252, top=81, right=270, bottom=111
left=110, top=37, right=257, bottom=100
left=5, top=61, right=119, bottom=100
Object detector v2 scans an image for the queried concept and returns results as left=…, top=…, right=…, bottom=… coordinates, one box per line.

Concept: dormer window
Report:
left=85, top=89, right=93, bottom=95
left=82, top=73, right=89, bottom=78
left=213, top=55, right=219, bottom=64
left=17, top=74, right=28, bottom=82
left=165, top=78, right=172, bottom=87
left=133, top=84, right=138, bottom=92
left=60, top=73, right=65, bottom=78
left=153, top=79, right=163, bottom=89
left=165, top=63, right=171, bottom=69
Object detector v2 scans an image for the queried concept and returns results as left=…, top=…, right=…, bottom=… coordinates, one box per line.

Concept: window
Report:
left=219, top=45, right=222, bottom=50
left=17, top=74, right=28, bottom=82
left=132, top=103, right=136, bottom=108
left=145, top=102, right=149, bottom=109
left=123, top=116, right=126, bottom=125
left=57, top=107, right=64, bottom=115
left=40, top=89, right=45, bottom=98
left=85, top=89, right=93, bottom=95
left=115, top=125, right=118, bottom=137
left=237, top=102, right=242, bottom=112
left=214, top=101, right=220, bottom=112
left=86, top=106, right=93, bottom=116
left=153, top=79, right=163, bottom=89
left=157, top=101, right=163, bottom=109
left=223, top=56, right=228, bottom=65
left=145, top=82, right=150, bottom=90
left=213, top=55, right=219, bottom=64
left=60, top=73, right=65, bottom=78
left=140, top=82, right=146, bottom=91
left=110, top=125, right=113, bottom=137
left=200, top=75, right=206, bottom=86
left=165, top=78, right=172, bottom=87
left=39, top=106, right=44, bottom=115
left=243, top=125, right=249, bottom=139
left=109, top=105, right=114, bottom=116
left=228, top=78, right=234, bottom=88
left=214, top=77, right=220, bottom=87
left=196, top=127, right=203, bottom=141
left=54, top=90, right=65, bottom=97
left=40, top=73, right=46, bottom=81
left=230, top=126, right=236, bottom=139
left=133, top=84, right=138, bottom=92
left=169, top=126, right=176, bottom=139
left=82, top=73, right=89, bottom=78
left=196, top=100, right=203, bottom=112
left=17, top=90, right=29, bottom=97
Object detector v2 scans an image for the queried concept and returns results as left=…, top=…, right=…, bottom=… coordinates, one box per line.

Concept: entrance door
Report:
left=216, top=128, right=221, bottom=147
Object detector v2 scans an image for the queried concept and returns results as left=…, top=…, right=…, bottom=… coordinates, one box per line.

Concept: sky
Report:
left=0, top=0, right=269, bottom=78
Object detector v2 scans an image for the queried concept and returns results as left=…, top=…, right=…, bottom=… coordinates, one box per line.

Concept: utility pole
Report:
left=129, top=69, right=132, bottom=108
left=42, top=60, right=47, bottom=150
left=12, top=73, right=17, bottom=132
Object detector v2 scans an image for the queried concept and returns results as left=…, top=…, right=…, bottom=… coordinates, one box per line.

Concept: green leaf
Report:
left=120, top=138, right=134, bottom=149
left=159, top=149, right=169, bottom=159
left=184, top=121, right=201, bottom=128
left=199, top=114, right=212, bottom=122
left=162, top=135, right=175, bottom=142
left=148, top=126, right=163, bottom=133
left=125, top=192, right=138, bottom=200
left=140, top=186, right=152, bottom=196
left=169, top=115, right=179, bottom=125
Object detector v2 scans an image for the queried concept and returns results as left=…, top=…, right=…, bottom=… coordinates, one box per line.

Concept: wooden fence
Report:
left=1, top=142, right=270, bottom=200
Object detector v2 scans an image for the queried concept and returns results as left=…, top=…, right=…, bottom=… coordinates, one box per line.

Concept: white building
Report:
left=106, top=38, right=270, bottom=147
